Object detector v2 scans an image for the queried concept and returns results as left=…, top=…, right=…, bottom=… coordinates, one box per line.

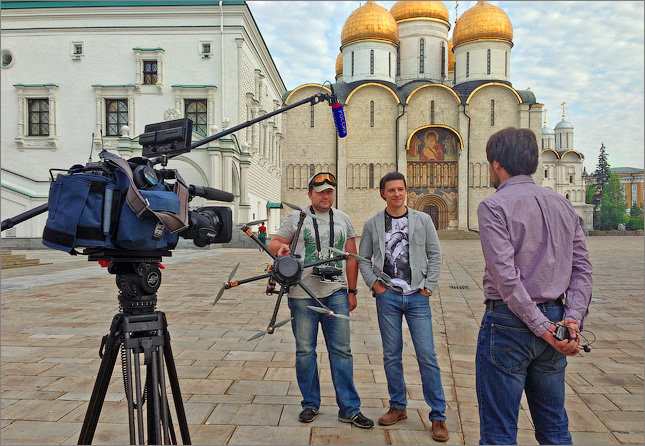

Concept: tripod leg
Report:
left=162, top=316, right=191, bottom=445
left=123, top=345, right=137, bottom=445
left=78, top=314, right=123, bottom=445
left=157, top=346, right=171, bottom=444
left=133, top=351, right=146, bottom=444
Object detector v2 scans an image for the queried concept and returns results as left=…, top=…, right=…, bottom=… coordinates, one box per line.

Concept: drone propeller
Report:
left=213, top=262, right=240, bottom=306
left=327, top=247, right=392, bottom=286
left=306, top=305, right=353, bottom=320
left=281, top=202, right=326, bottom=222
left=247, top=317, right=293, bottom=341
left=243, top=219, right=266, bottom=227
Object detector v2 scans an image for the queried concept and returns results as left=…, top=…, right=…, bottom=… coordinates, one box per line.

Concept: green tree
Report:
left=592, top=143, right=611, bottom=229
left=627, top=202, right=644, bottom=230
left=585, top=183, right=597, bottom=205
left=598, top=173, right=626, bottom=230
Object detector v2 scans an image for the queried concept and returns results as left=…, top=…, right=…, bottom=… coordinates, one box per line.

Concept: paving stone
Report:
left=1, top=239, right=642, bottom=444
left=229, top=425, right=311, bottom=445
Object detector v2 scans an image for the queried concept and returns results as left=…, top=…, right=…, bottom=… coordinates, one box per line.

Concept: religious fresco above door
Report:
left=406, top=126, right=461, bottom=230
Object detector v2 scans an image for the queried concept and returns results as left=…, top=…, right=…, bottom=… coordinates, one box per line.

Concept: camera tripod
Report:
left=77, top=249, right=190, bottom=445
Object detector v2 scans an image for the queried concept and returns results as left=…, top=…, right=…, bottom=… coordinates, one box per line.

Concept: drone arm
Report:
left=296, top=280, right=329, bottom=310
left=227, top=272, right=272, bottom=288
left=241, top=225, right=277, bottom=260
left=289, top=211, right=307, bottom=254
left=268, top=286, right=286, bottom=328
left=301, top=255, right=346, bottom=270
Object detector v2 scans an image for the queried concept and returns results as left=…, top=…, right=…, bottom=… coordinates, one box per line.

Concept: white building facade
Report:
left=1, top=0, right=286, bottom=243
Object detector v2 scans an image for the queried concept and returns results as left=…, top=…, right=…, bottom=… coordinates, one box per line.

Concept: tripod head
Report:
left=86, top=248, right=171, bottom=314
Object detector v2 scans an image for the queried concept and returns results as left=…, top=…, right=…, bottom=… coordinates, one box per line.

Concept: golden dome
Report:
left=390, top=1, right=450, bottom=27
left=452, top=1, right=513, bottom=49
left=341, top=1, right=399, bottom=48
left=448, top=38, right=454, bottom=72
left=336, top=52, right=343, bottom=76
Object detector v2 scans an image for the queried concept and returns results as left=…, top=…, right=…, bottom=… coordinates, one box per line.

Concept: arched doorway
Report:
left=406, top=126, right=461, bottom=229
left=414, top=194, right=449, bottom=229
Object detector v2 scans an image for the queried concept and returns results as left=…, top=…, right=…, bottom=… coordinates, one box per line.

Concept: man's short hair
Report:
left=486, top=127, right=539, bottom=176
left=379, top=171, right=407, bottom=192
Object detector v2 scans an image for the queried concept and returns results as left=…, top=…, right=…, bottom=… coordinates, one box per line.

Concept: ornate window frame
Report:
left=133, top=48, right=164, bottom=94
left=91, top=84, right=136, bottom=150
left=172, top=85, right=217, bottom=136
left=14, top=83, right=59, bottom=150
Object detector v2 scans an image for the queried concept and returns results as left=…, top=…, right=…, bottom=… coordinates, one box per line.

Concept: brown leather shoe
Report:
left=378, top=407, right=407, bottom=425
left=431, top=420, right=449, bottom=442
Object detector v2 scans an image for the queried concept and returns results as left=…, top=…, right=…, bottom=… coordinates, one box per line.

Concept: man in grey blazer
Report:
left=358, top=171, right=448, bottom=442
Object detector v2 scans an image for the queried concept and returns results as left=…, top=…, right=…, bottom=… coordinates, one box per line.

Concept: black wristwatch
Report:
left=347, top=288, right=358, bottom=295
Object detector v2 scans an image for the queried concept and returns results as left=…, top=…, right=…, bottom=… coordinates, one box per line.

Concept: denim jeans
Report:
left=375, top=289, right=446, bottom=421
left=476, top=301, right=571, bottom=445
left=288, top=289, right=361, bottom=418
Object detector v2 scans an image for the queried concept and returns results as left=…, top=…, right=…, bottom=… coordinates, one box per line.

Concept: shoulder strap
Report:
left=104, top=155, right=188, bottom=233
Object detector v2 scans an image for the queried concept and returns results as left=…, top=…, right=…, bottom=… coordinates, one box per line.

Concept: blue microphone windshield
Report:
left=331, top=102, right=348, bottom=138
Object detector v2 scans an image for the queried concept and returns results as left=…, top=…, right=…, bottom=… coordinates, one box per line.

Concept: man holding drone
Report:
left=269, top=172, right=374, bottom=429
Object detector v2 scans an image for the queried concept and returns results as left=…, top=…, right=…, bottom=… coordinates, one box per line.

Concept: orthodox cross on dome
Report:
left=543, top=108, right=547, bottom=126
left=455, top=1, right=459, bottom=20
left=561, top=101, right=566, bottom=119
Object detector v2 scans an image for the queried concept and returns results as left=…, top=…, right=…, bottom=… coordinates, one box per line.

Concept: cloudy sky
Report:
left=248, top=1, right=644, bottom=172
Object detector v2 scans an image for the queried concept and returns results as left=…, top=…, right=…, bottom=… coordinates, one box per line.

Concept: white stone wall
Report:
left=342, top=40, right=397, bottom=84
left=453, top=40, right=512, bottom=85
left=397, top=19, right=450, bottom=84
left=1, top=2, right=285, bottom=239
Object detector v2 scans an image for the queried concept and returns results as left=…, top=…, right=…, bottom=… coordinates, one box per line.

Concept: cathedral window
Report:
left=431, top=101, right=435, bottom=124
left=389, top=52, right=392, bottom=77
left=505, top=52, right=508, bottom=77
left=370, top=101, right=374, bottom=127
left=370, top=50, right=374, bottom=75
left=310, top=104, right=314, bottom=127
left=490, top=100, right=495, bottom=126
left=28, top=99, right=50, bottom=136
left=466, top=52, right=470, bottom=77
left=185, top=99, right=207, bottom=135
left=441, top=42, right=446, bottom=78
left=351, top=51, right=355, bottom=76
left=369, top=164, right=374, bottom=188
left=419, top=38, right=425, bottom=73
left=570, top=175, right=574, bottom=184
left=396, top=47, right=401, bottom=75
left=309, top=164, right=315, bottom=178
left=545, top=169, right=548, bottom=179
left=487, top=49, right=491, bottom=75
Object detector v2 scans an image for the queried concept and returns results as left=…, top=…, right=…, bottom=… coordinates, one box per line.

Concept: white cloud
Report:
left=249, top=0, right=644, bottom=169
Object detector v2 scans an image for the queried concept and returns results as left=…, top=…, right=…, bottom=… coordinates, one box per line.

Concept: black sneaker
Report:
left=338, top=411, right=374, bottom=429
left=299, top=408, right=318, bottom=423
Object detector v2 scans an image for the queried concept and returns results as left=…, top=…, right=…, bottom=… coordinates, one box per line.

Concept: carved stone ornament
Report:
left=163, top=109, right=181, bottom=121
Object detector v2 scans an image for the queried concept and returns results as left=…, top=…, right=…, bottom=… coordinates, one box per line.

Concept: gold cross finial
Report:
left=455, top=1, right=459, bottom=20
left=543, top=108, right=547, bottom=126
left=561, top=102, right=566, bottom=119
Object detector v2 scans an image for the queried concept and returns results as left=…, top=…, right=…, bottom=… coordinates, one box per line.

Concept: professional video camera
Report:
left=0, top=84, right=349, bottom=445
left=40, top=118, right=233, bottom=254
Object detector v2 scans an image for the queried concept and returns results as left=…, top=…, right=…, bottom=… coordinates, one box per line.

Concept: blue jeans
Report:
left=476, top=301, right=571, bottom=445
left=375, top=289, right=446, bottom=421
left=288, top=290, right=361, bottom=418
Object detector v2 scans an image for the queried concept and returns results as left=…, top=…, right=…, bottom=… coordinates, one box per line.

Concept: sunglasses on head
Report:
left=309, top=172, right=337, bottom=188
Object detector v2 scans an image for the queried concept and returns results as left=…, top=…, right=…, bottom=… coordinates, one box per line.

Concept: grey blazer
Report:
left=358, top=208, right=442, bottom=293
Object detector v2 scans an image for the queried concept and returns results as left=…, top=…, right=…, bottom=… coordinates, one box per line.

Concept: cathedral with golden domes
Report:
left=280, top=1, right=592, bottom=233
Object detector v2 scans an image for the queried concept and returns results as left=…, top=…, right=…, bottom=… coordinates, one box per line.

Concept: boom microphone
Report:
left=329, top=94, right=348, bottom=138
left=189, top=185, right=235, bottom=202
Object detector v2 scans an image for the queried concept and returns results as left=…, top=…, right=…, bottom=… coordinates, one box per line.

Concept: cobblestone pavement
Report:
left=1, top=237, right=643, bottom=445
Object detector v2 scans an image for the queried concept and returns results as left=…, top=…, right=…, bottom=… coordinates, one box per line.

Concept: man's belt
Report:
left=485, top=295, right=565, bottom=310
